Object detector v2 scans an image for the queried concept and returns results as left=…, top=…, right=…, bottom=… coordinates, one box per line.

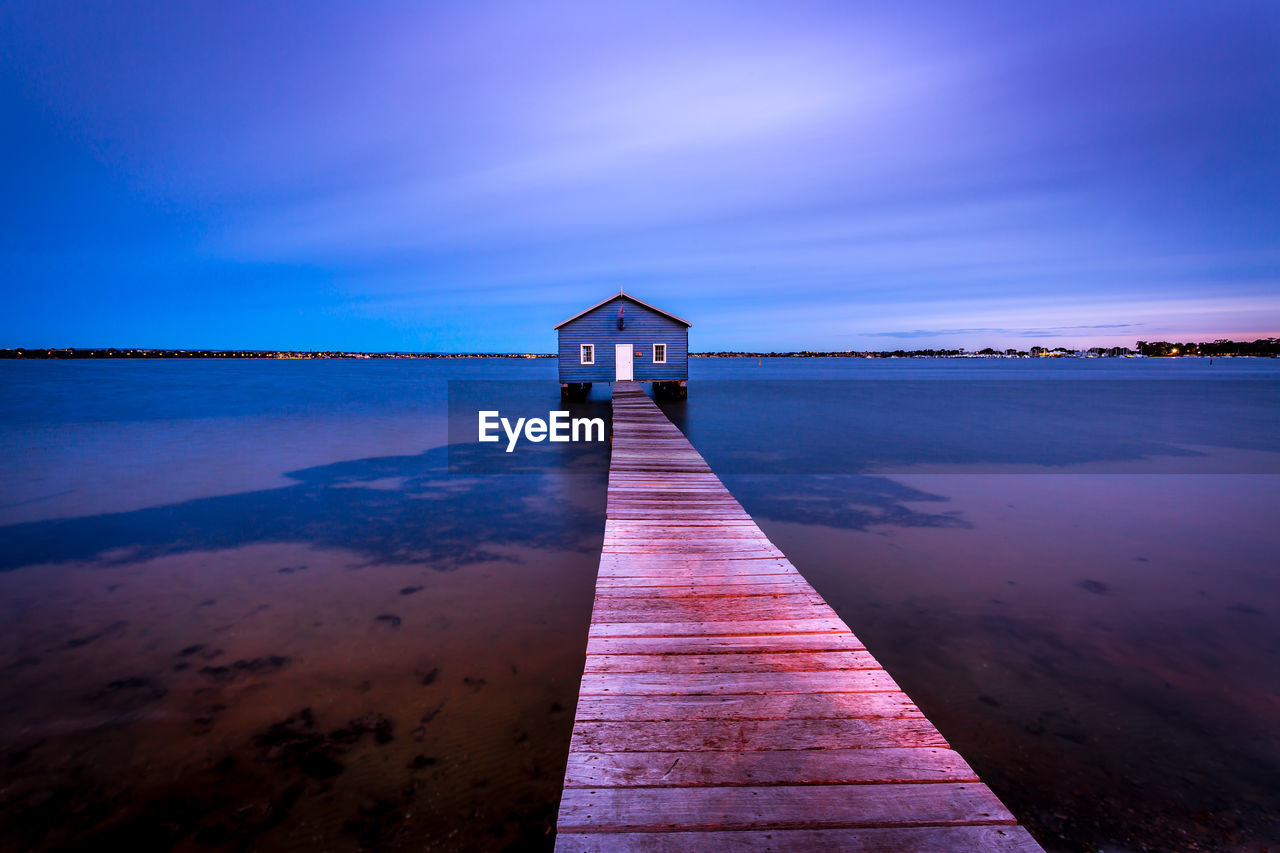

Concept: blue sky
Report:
left=2, top=1, right=1277, bottom=351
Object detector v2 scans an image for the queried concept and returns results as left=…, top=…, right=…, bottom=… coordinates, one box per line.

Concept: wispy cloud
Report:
left=870, top=324, right=1144, bottom=340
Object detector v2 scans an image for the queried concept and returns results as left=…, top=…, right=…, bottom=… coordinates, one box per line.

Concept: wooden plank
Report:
left=555, top=826, right=1044, bottom=852
left=570, top=718, right=948, bottom=752
left=583, top=651, right=881, bottom=673
left=601, top=562, right=802, bottom=577
left=570, top=692, right=924, bottom=722
left=602, top=537, right=779, bottom=546
left=587, top=618, right=848, bottom=637
left=585, top=634, right=866, bottom=655
left=597, top=555, right=796, bottom=566
left=556, top=783, right=1015, bottom=832
left=592, top=590, right=829, bottom=611
left=606, top=489, right=747, bottom=494
left=602, top=544, right=784, bottom=554
left=577, top=670, right=903, bottom=696
left=597, top=553, right=790, bottom=563
left=604, top=527, right=766, bottom=535
left=595, top=582, right=816, bottom=597
left=590, top=598, right=836, bottom=624
left=563, top=747, right=975, bottom=787
left=606, top=513, right=749, bottom=518
left=596, top=567, right=798, bottom=579
left=607, top=499, right=745, bottom=506
left=607, top=496, right=743, bottom=503
left=604, top=521, right=765, bottom=530
left=595, top=585, right=817, bottom=601
left=604, top=532, right=776, bottom=541
left=596, top=556, right=798, bottom=568
left=595, top=580, right=823, bottom=595
left=596, top=574, right=801, bottom=588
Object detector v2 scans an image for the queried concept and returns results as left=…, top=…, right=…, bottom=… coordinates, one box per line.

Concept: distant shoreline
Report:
left=3, top=341, right=1278, bottom=361
left=0, top=349, right=555, bottom=360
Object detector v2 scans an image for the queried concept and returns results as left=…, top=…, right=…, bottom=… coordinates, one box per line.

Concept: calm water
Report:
left=1, top=358, right=1278, bottom=851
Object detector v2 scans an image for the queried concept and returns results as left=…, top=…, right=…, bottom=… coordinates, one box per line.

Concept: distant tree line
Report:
left=1135, top=339, right=1280, bottom=357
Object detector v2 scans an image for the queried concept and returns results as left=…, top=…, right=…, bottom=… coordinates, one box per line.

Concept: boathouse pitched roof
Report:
left=553, top=291, right=691, bottom=330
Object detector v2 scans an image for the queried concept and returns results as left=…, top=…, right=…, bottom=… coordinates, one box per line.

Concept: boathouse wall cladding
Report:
left=555, top=293, right=690, bottom=398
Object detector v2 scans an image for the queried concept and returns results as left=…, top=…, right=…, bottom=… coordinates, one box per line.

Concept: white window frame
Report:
left=652, top=343, right=667, bottom=364
left=580, top=344, right=594, bottom=364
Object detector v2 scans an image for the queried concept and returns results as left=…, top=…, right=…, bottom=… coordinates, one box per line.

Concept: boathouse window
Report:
left=580, top=344, right=594, bottom=364
left=653, top=343, right=666, bottom=363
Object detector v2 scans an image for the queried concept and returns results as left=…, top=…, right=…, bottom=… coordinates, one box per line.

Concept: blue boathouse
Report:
left=554, top=292, right=690, bottom=399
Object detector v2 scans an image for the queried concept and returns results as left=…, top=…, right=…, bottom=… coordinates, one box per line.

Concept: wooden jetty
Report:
left=555, top=381, right=1044, bottom=851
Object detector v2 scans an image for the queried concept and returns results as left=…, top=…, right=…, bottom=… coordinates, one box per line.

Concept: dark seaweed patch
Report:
left=2, top=655, right=42, bottom=673
left=209, top=755, right=235, bottom=774
left=331, top=713, right=394, bottom=746
left=342, top=799, right=405, bottom=849
left=192, top=704, right=227, bottom=734
left=254, top=708, right=343, bottom=779
left=252, top=707, right=401, bottom=787
left=62, top=620, right=127, bottom=650
left=198, top=655, right=290, bottom=682
left=193, top=782, right=305, bottom=845
left=84, top=675, right=167, bottom=704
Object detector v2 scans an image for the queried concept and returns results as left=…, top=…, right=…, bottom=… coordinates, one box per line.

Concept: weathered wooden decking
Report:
left=554, top=381, right=1044, bottom=851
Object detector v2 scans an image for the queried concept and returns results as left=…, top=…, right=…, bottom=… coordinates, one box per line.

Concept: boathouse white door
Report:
left=615, top=344, right=633, bottom=380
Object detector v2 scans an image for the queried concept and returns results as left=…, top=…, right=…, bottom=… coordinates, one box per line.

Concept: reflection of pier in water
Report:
left=555, top=381, right=1043, bottom=851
